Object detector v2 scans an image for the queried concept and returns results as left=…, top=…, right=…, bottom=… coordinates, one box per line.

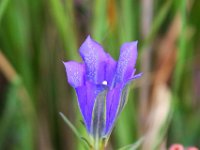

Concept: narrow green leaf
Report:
left=118, top=137, right=144, bottom=150
left=119, top=0, right=139, bottom=42
left=92, top=0, right=108, bottom=41
left=0, top=0, right=10, bottom=23
left=59, top=112, right=91, bottom=149
left=141, top=0, right=172, bottom=51
left=49, top=0, right=78, bottom=59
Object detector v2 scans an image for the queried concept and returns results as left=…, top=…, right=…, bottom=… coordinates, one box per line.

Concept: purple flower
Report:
left=63, top=36, right=142, bottom=139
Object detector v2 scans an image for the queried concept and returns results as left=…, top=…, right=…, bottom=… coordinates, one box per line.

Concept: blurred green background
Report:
left=0, top=0, right=200, bottom=149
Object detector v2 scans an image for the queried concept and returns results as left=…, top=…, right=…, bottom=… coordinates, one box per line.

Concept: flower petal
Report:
left=105, top=83, right=124, bottom=135
left=115, top=72, right=143, bottom=119
left=79, top=36, right=107, bottom=84
left=104, top=72, right=142, bottom=135
left=75, top=82, right=106, bottom=132
left=105, top=54, right=117, bottom=87
left=63, top=61, right=85, bottom=88
left=115, top=41, right=138, bottom=84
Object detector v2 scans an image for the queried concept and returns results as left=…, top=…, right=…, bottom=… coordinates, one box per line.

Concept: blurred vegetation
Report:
left=0, top=0, right=200, bottom=150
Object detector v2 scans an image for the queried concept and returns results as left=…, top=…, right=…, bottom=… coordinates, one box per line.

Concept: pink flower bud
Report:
left=187, top=147, right=199, bottom=150
left=169, top=144, right=184, bottom=150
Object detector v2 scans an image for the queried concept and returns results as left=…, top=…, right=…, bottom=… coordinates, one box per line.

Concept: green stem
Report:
left=91, top=139, right=105, bottom=150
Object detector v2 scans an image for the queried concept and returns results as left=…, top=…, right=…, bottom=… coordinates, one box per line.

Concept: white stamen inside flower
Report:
left=102, top=80, right=107, bottom=85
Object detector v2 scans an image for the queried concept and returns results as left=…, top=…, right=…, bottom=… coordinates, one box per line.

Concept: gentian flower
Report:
left=63, top=36, right=142, bottom=148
